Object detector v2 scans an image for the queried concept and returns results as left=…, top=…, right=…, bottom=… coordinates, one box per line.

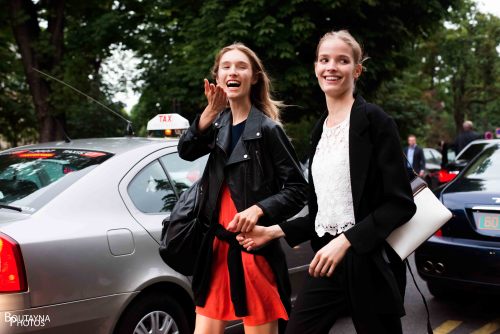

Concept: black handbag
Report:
left=159, top=176, right=210, bottom=276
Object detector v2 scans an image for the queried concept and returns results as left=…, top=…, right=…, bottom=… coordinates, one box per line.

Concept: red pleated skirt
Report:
left=195, top=185, right=288, bottom=326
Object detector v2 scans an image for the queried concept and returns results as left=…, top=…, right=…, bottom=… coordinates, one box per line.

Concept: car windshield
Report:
left=0, top=149, right=113, bottom=212
left=456, top=143, right=489, bottom=162
left=462, top=145, right=500, bottom=180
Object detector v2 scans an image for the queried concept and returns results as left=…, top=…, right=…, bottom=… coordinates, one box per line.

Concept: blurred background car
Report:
left=422, top=147, right=443, bottom=189
left=445, top=139, right=500, bottom=174
left=0, top=137, right=312, bottom=334
left=415, top=142, right=500, bottom=298
left=427, top=139, right=500, bottom=189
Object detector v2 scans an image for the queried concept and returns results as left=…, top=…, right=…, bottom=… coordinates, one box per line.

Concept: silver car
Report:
left=0, top=137, right=311, bottom=334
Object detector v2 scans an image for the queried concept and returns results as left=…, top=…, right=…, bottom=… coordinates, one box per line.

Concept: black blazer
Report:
left=404, top=145, right=426, bottom=174
left=280, top=95, right=416, bottom=316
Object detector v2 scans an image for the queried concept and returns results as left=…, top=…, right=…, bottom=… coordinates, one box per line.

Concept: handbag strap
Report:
left=405, top=259, right=433, bottom=334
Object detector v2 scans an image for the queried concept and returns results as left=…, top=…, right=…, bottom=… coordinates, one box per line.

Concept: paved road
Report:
left=329, top=255, right=499, bottom=334
left=228, top=254, right=498, bottom=334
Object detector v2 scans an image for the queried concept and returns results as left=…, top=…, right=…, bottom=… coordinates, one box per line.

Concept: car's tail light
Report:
left=0, top=233, right=27, bottom=292
left=438, top=169, right=458, bottom=183
left=434, top=229, right=443, bottom=237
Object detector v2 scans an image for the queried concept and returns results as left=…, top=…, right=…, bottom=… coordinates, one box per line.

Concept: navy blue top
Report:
left=229, top=120, right=246, bottom=155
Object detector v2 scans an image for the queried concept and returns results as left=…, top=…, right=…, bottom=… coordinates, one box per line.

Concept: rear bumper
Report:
left=415, top=236, right=500, bottom=291
left=0, top=292, right=136, bottom=334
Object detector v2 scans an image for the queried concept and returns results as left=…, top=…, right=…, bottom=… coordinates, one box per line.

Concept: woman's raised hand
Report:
left=198, top=79, right=227, bottom=132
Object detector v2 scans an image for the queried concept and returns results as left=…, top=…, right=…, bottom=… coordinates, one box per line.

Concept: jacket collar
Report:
left=241, top=105, right=265, bottom=140
left=311, top=94, right=367, bottom=149
left=215, top=105, right=265, bottom=165
left=214, top=109, right=230, bottom=156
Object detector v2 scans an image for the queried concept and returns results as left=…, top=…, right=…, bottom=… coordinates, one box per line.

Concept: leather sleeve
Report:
left=177, top=114, right=216, bottom=161
left=278, top=153, right=317, bottom=247
left=278, top=116, right=324, bottom=248
left=256, top=124, right=308, bottom=224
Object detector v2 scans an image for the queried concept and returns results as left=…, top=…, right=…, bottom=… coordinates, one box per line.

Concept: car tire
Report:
left=114, top=292, right=192, bottom=334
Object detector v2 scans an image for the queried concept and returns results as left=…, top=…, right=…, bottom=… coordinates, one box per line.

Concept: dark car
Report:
left=415, top=143, right=500, bottom=297
left=435, top=139, right=500, bottom=187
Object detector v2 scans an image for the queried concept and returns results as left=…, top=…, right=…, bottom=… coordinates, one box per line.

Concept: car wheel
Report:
left=114, top=292, right=192, bottom=334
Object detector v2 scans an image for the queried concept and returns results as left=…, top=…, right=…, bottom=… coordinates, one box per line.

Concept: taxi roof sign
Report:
left=147, top=113, right=189, bottom=131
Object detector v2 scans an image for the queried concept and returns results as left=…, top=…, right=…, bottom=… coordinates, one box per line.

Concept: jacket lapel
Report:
left=215, top=109, right=231, bottom=156
left=349, top=95, right=372, bottom=215
left=309, top=111, right=327, bottom=178
left=226, top=105, right=264, bottom=166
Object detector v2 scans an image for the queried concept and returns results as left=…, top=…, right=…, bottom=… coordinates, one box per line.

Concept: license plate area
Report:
left=472, top=211, right=500, bottom=236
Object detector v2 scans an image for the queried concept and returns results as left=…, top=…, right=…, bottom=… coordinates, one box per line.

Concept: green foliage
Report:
left=52, top=1, right=142, bottom=138
left=1, top=0, right=143, bottom=144
left=131, top=0, right=461, bottom=132
left=0, top=8, right=37, bottom=148
left=283, top=114, right=317, bottom=160
left=378, top=0, right=500, bottom=147
left=3, top=0, right=484, bottom=150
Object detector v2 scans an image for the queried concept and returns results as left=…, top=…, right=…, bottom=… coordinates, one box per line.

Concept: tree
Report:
left=7, top=0, right=66, bottom=142
left=3, top=0, right=143, bottom=143
left=0, top=6, right=37, bottom=148
left=131, top=0, right=463, bottom=134
left=379, top=1, right=500, bottom=146
left=435, top=9, right=500, bottom=135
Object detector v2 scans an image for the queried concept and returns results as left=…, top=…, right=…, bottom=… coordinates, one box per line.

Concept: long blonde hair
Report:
left=211, top=43, right=282, bottom=122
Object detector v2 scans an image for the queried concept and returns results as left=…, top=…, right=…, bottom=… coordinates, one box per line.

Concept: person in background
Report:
left=404, top=134, right=425, bottom=180
left=453, top=120, right=481, bottom=155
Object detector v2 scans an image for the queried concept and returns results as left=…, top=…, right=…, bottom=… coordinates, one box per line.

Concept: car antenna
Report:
left=32, top=68, right=135, bottom=136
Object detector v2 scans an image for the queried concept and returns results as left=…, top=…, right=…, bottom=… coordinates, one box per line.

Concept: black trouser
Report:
left=285, top=260, right=403, bottom=334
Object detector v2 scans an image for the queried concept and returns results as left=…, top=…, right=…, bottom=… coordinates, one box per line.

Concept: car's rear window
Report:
left=0, top=149, right=113, bottom=212
left=463, top=145, right=500, bottom=180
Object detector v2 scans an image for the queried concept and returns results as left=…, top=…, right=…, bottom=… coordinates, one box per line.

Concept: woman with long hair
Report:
left=178, top=43, right=307, bottom=334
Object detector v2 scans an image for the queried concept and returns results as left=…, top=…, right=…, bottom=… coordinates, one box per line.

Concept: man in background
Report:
left=454, top=120, right=481, bottom=155
left=404, top=134, right=426, bottom=180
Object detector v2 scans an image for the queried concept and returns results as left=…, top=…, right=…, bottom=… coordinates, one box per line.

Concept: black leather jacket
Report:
left=178, top=105, right=307, bottom=317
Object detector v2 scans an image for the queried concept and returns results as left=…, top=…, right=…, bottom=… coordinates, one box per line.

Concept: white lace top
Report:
left=311, top=115, right=355, bottom=237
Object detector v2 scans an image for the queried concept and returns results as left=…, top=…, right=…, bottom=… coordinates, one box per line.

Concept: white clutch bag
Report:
left=386, top=177, right=452, bottom=260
